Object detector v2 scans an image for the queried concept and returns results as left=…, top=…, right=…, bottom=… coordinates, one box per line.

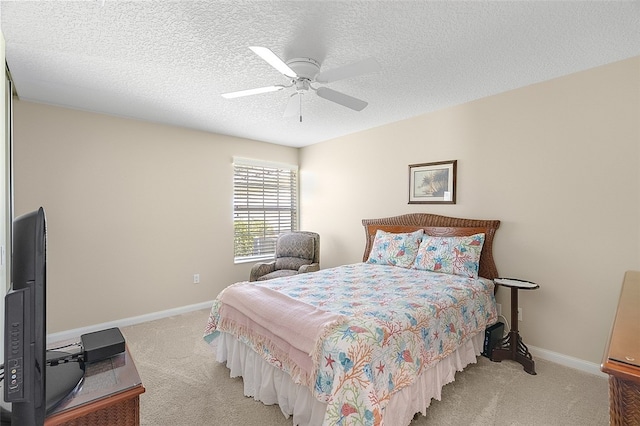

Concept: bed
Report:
left=204, top=213, right=500, bottom=426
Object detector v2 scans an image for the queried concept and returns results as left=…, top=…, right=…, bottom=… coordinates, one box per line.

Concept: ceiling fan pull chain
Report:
left=299, top=93, right=303, bottom=123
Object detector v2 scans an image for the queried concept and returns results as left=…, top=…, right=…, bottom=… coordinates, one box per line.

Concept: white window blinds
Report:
left=233, top=158, right=298, bottom=261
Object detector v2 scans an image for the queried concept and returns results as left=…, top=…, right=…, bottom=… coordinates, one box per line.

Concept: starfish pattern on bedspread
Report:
left=204, top=263, right=497, bottom=426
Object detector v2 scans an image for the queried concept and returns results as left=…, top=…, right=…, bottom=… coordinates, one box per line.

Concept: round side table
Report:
left=490, top=277, right=539, bottom=375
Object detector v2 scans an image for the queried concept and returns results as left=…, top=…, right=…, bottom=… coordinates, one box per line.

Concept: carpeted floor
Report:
left=120, top=309, right=609, bottom=426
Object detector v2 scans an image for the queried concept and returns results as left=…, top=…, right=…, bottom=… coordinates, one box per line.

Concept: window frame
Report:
left=232, top=157, right=299, bottom=264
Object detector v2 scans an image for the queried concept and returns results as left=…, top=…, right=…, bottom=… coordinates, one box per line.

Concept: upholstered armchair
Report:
left=249, top=231, right=320, bottom=281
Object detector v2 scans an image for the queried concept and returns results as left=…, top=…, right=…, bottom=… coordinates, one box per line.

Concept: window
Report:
left=233, top=158, right=298, bottom=262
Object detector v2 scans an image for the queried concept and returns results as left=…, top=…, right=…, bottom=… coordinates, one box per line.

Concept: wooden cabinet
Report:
left=601, top=270, right=640, bottom=425
left=45, top=346, right=144, bottom=426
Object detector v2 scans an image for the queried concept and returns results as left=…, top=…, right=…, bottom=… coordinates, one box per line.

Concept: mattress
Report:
left=204, top=263, right=497, bottom=425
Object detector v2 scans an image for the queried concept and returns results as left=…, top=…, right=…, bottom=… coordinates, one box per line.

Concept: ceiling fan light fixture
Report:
left=221, top=85, right=285, bottom=99
left=286, top=58, right=321, bottom=80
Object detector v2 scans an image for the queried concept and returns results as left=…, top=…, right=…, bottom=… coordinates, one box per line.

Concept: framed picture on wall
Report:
left=408, top=160, right=457, bottom=204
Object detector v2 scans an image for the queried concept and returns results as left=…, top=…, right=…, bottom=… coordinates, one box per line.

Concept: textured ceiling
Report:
left=1, top=1, right=639, bottom=148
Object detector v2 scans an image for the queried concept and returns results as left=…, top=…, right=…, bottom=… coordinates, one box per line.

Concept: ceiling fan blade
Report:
left=249, top=46, right=297, bottom=78
left=315, top=57, right=381, bottom=83
left=316, top=87, right=368, bottom=111
left=283, top=92, right=302, bottom=120
left=221, top=85, right=285, bottom=99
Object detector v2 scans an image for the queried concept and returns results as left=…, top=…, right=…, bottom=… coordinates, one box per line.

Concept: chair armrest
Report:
left=250, top=261, right=276, bottom=281
left=299, top=263, right=319, bottom=274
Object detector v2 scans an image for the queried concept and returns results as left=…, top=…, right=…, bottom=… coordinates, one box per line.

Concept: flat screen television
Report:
left=3, top=208, right=83, bottom=425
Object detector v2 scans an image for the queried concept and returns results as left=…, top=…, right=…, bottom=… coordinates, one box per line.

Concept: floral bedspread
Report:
left=204, top=263, right=497, bottom=426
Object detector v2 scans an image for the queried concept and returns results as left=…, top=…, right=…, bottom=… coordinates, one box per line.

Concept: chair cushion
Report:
left=257, top=269, right=299, bottom=281
left=276, top=233, right=315, bottom=261
left=275, top=256, right=312, bottom=271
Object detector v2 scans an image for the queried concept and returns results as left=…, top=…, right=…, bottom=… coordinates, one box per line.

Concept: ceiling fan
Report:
left=221, top=46, right=381, bottom=121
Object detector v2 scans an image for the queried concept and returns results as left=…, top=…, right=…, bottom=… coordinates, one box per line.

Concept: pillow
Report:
left=366, top=229, right=424, bottom=268
left=413, top=233, right=485, bottom=278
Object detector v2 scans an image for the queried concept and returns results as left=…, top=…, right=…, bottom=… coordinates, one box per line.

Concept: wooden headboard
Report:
left=362, top=213, right=501, bottom=280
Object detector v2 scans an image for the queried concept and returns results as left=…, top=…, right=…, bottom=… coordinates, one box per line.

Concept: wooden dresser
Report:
left=601, top=270, right=640, bottom=425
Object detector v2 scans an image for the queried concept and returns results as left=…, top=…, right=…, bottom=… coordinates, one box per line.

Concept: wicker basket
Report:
left=609, top=376, right=640, bottom=425
left=45, top=387, right=142, bottom=426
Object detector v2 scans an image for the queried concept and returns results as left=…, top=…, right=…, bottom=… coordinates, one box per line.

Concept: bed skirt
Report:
left=216, top=331, right=484, bottom=426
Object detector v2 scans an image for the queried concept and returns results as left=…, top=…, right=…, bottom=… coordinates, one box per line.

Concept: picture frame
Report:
left=408, top=160, right=457, bottom=204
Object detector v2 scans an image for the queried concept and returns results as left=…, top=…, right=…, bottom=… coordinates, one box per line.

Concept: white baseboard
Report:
left=47, top=301, right=607, bottom=380
left=47, top=300, right=214, bottom=344
left=529, top=344, right=607, bottom=378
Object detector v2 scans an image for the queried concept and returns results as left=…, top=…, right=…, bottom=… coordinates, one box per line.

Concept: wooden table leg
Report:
left=491, top=330, right=537, bottom=375
left=490, top=286, right=537, bottom=375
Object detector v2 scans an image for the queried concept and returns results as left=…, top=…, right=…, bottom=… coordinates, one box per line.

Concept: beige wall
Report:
left=12, top=102, right=298, bottom=332
left=12, top=57, right=639, bottom=365
left=299, top=57, right=640, bottom=364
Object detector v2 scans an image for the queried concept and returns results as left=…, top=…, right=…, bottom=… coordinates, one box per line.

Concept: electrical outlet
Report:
left=193, top=274, right=200, bottom=284
left=518, top=307, right=522, bottom=321
left=496, top=303, right=502, bottom=316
